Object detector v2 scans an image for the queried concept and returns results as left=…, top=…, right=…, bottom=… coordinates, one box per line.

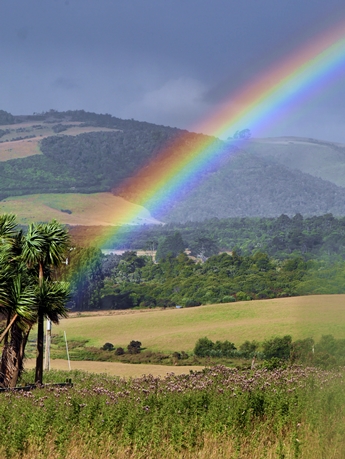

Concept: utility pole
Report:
left=44, top=319, right=51, bottom=371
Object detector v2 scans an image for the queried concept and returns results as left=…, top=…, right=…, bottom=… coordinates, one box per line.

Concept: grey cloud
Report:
left=1, top=0, right=345, bottom=142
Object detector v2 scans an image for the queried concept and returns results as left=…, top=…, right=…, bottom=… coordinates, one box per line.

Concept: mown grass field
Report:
left=56, top=295, right=345, bottom=353
left=0, top=192, right=161, bottom=226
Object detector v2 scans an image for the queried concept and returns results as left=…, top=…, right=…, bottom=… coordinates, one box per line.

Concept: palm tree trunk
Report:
left=35, top=313, right=44, bottom=384
left=0, top=321, right=26, bottom=388
left=0, top=313, right=18, bottom=344
left=35, top=261, right=45, bottom=384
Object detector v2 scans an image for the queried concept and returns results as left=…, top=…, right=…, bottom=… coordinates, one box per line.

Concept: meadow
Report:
left=3, top=253, right=345, bottom=457
left=57, top=295, right=345, bottom=353
left=2, top=365, right=344, bottom=458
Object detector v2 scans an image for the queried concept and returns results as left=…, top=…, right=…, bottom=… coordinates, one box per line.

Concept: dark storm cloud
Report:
left=1, top=0, right=345, bottom=141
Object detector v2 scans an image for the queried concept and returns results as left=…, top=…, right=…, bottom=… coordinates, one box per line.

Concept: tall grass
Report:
left=0, top=366, right=343, bottom=458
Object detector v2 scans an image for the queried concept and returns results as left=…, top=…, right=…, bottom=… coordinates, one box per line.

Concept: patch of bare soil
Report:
left=24, top=358, right=204, bottom=378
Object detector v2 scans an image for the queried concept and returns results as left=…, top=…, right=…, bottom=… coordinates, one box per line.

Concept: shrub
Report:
left=290, top=337, right=314, bottom=363
left=115, top=347, right=125, bottom=355
left=127, top=340, right=142, bottom=354
left=262, top=357, right=286, bottom=370
left=194, top=337, right=236, bottom=358
left=263, top=335, right=292, bottom=360
left=221, top=295, right=236, bottom=303
left=101, top=342, right=114, bottom=351
left=184, top=298, right=202, bottom=307
left=236, top=291, right=251, bottom=301
left=239, top=340, right=259, bottom=358
left=194, top=337, right=214, bottom=357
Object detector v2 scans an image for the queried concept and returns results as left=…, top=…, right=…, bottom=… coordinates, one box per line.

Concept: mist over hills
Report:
left=163, top=151, right=345, bottom=222
left=0, top=109, right=345, bottom=223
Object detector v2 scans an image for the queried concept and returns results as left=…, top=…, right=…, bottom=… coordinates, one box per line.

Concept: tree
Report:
left=263, top=335, right=292, bottom=360
left=0, top=215, right=36, bottom=387
left=155, top=232, right=185, bottom=261
left=22, top=220, right=70, bottom=384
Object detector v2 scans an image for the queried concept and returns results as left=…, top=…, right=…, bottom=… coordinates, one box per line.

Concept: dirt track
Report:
left=25, top=358, right=204, bottom=378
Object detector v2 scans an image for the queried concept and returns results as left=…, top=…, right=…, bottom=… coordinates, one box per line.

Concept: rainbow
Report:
left=84, top=19, right=345, bottom=248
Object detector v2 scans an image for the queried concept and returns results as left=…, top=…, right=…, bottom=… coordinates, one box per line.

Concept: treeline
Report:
left=88, top=212, right=345, bottom=261
left=194, top=334, right=345, bottom=368
left=63, top=247, right=345, bottom=311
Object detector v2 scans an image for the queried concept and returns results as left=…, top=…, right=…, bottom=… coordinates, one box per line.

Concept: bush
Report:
left=127, top=340, right=142, bottom=354
left=290, top=337, right=314, bottom=363
left=239, top=340, right=259, bottom=358
left=115, top=347, right=125, bottom=355
left=236, top=291, right=251, bottom=301
left=221, top=295, right=236, bottom=303
left=262, top=357, right=286, bottom=370
left=263, top=335, right=292, bottom=360
left=101, top=342, right=114, bottom=351
left=194, top=337, right=214, bottom=357
left=194, top=337, right=236, bottom=358
left=184, top=298, right=201, bottom=307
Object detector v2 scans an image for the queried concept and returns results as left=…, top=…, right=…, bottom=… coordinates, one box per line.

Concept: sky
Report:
left=1, top=0, right=345, bottom=142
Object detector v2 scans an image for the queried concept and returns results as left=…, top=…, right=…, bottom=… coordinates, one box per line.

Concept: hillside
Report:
left=1, top=109, right=345, bottom=222
left=164, top=151, right=345, bottom=221
left=245, top=136, right=345, bottom=188
left=57, top=295, right=345, bottom=352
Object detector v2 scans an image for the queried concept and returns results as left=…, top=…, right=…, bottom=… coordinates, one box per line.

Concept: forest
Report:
left=62, top=212, right=345, bottom=311
left=73, top=212, right=345, bottom=260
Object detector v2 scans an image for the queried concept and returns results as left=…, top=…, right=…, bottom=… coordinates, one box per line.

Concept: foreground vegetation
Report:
left=0, top=366, right=342, bottom=458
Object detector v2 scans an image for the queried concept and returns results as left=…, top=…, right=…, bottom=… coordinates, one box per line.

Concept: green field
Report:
left=56, top=295, right=345, bottom=352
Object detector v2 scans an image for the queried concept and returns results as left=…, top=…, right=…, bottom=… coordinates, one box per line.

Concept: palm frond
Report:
left=36, top=280, right=70, bottom=324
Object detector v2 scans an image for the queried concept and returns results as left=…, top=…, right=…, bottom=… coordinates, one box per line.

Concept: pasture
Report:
left=57, top=294, right=345, bottom=353
left=0, top=192, right=161, bottom=226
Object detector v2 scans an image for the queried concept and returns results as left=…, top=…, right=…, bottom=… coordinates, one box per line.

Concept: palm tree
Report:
left=0, top=215, right=36, bottom=387
left=0, top=272, right=36, bottom=387
left=22, top=220, right=70, bottom=384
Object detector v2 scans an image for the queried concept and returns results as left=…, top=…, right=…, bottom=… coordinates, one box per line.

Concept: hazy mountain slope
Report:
left=245, top=137, right=345, bottom=188
left=163, top=151, right=345, bottom=222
